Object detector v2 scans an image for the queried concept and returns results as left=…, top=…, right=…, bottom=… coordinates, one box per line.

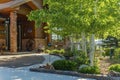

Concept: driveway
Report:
left=0, top=53, right=45, bottom=68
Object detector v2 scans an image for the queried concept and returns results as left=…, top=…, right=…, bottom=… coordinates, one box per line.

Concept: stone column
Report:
left=10, top=11, right=17, bottom=52
left=34, top=25, right=47, bottom=49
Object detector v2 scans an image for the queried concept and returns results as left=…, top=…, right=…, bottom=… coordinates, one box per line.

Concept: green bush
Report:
left=45, top=49, right=65, bottom=54
left=114, top=48, right=120, bottom=59
left=109, top=64, right=120, bottom=72
left=74, top=57, right=89, bottom=66
left=103, top=49, right=110, bottom=56
left=79, top=66, right=100, bottom=74
left=74, top=51, right=89, bottom=66
left=52, top=60, right=77, bottom=71
left=51, top=49, right=65, bottom=54
left=63, top=48, right=74, bottom=57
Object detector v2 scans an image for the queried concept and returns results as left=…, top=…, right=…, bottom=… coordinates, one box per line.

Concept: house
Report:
left=0, top=0, right=51, bottom=52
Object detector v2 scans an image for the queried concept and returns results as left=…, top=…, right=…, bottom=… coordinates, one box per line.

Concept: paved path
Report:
left=0, top=53, right=63, bottom=68
left=0, top=53, right=45, bottom=68
left=0, top=53, right=95, bottom=80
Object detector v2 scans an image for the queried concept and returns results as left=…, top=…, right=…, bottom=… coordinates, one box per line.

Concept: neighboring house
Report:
left=0, top=0, right=51, bottom=52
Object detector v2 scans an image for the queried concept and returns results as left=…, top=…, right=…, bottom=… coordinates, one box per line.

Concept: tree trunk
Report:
left=89, top=34, right=95, bottom=66
left=70, top=35, right=73, bottom=51
left=81, top=32, right=87, bottom=57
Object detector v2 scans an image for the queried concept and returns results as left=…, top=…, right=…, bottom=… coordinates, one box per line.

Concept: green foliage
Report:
left=27, top=0, right=120, bottom=37
left=75, top=57, right=89, bottom=67
left=103, top=48, right=110, bottom=56
left=114, top=48, right=120, bottom=59
left=103, top=27, right=120, bottom=40
left=46, top=49, right=65, bottom=54
left=53, top=49, right=65, bottom=54
left=63, top=48, right=74, bottom=57
left=74, top=51, right=89, bottom=66
left=27, top=10, right=47, bottom=28
left=79, top=66, right=100, bottom=74
left=109, top=64, right=120, bottom=72
left=103, top=48, right=120, bottom=59
left=45, top=49, right=51, bottom=53
left=52, top=60, right=77, bottom=71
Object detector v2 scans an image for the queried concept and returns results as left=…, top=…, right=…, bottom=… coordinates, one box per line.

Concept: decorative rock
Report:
left=109, top=71, right=120, bottom=77
left=79, top=64, right=89, bottom=70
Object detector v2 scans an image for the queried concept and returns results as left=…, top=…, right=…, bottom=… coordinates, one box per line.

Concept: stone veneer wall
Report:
left=34, top=39, right=47, bottom=50
left=0, top=39, right=6, bottom=45
left=22, top=39, right=47, bottom=51
left=22, top=39, right=29, bottom=51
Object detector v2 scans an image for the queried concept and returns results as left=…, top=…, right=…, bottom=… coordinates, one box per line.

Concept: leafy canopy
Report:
left=27, top=0, right=120, bottom=37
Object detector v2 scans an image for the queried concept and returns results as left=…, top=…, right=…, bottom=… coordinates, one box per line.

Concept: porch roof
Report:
left=0, top=0, right=42, bottom=11
left=0, top=0, right=43, bottom=16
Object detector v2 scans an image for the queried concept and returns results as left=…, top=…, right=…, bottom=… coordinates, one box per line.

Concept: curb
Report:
left=30, top=68, right=113, bottom=80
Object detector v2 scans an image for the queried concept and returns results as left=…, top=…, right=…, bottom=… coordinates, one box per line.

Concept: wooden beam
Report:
left=31, top=0, right=43, bottom=9
left=0, top=0, right=32, bottom=10
left=0, top=0, right=11, bottom=3
left=0, top=8, right=16, bottom=13
left=17, top=5, right=31, bottom=15
left=27, top=1, right=38, bottom=10
left=0, top=5, right=31, bottom=15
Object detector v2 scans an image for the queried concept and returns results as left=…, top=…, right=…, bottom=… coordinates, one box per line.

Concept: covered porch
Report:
left=0, top=0, right=50, bottom=52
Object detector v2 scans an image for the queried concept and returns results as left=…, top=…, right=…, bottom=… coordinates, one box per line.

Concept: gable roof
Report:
left=0, top=0, right=42, bottom=10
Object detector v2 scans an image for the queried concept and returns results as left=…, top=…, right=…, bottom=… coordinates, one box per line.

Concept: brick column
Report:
left=10, top=11, right=17, bottom=52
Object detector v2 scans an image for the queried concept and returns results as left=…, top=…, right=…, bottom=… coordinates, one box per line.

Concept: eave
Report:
left=0, top=0, right=43, bottom=15
left=0, top=0, right=43, bottom=11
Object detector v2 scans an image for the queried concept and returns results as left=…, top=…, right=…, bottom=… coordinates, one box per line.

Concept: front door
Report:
left=5, top=21, right=22, bottom=51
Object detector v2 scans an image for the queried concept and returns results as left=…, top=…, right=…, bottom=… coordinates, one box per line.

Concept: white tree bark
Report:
left=89, top=34, right=95, bottom=66
left=81, top=32, right=87, bottom=57
left=70, top=36, right=73, bottom=51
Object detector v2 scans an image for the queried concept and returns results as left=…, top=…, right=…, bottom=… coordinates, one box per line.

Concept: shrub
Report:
left=103, top=48, right=110, bottom=56
left=109, top=64, right=120, bottom=72
left=79, top=66, right=100, bottom=74
left=74, top=51, right=89, bottom=66
left=51, top=49, right=65, bottom=54
left=63, top=48, right=73, bottom=57
left=46, top=49, right=65, bottom=54
left=74, top=57, right=89, bottom=66
left=52, top=60, right=77, bottom=71
left=114, top=48, right=120, bottom=59
left=45, top=49, right=51, bottom=53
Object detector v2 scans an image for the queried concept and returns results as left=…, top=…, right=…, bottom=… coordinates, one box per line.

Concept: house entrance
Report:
left=0, top=19, right=22, bottom=51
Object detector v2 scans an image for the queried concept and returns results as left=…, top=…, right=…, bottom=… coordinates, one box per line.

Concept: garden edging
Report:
left=30, top=68, right=113, bottom=80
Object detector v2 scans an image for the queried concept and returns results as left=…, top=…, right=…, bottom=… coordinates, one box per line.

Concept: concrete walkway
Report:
left=17, top=53, right=64, bottom=70
left=0, top=53, right=95, bottom=80
left=0, top=53, right=63, bottom=68
left=0, top=53, right=45, bottom=68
